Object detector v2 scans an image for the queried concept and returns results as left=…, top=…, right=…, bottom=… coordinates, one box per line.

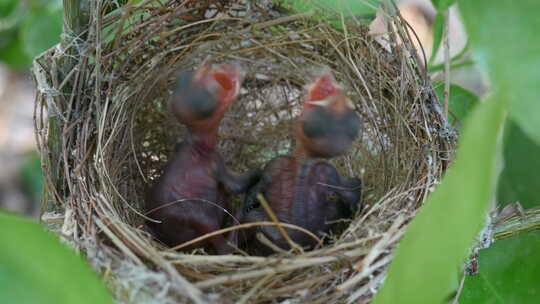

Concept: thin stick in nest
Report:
left=169, top=221, right=322, bottom=252
left=257, top=193, right=305, bottom=253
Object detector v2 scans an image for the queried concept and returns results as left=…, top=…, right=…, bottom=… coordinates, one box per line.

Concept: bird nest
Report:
left=33, top=1, right=455, bottom=303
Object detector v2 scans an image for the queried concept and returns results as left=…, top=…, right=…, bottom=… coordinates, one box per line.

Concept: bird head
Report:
left=296, top=69, right=361, bottom=158
left=171, top=64, right=244, bottom=133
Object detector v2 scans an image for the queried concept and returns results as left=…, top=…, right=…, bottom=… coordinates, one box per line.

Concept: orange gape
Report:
left=145, top=64, right=260, bottom=254
left=240, top=70, right=363, bottom=256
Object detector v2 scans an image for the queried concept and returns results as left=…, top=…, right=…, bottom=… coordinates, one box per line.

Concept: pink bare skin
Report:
left=146, top=64, right=260, bottom=254
left=241, top=70, right=362, bottom=256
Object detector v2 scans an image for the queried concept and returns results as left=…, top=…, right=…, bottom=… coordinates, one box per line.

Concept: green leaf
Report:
left=459, top=0, right=540, bottom=147
left=0, top=30, right=33, bottom=68
left=429, top=12, right=444, bottom=65
left=0, top=212, right=114, bottom=304
left=497, top=121, right=540, bottom=209
left=0, top=0, right=18, bottom=18
left=279, top=0, right=380, bottom=24
left=433, top=82, right=479, bottom=125
left=460, top=231, right=540, bottom=303
left=19, top=151, right=44, bottom=203
left=19, top=9, right=63, bottom=59
left=373, top=0, right=540, bottom=302
left=430, top=0, right=456, bottom=11
left=372, top=84, right=507, bottom=303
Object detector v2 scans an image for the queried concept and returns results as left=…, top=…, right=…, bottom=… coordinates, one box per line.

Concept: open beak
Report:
left=304, top=69, right=354, bottom=114
left=197, top=64, right=245, bottom=108
left=305, top=68, right=341, bottom=104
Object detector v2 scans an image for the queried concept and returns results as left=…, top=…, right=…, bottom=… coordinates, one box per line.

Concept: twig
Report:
left=347, top=271, right=386, bottom=304
left=257, top=233, right=289, bottom=254
left=493, top=206, right=540, bottom=240
left=257, top=193, right=304, bottom=253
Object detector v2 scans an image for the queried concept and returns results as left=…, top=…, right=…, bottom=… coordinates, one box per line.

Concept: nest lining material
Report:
left=33, top=1, right=455, bottom=303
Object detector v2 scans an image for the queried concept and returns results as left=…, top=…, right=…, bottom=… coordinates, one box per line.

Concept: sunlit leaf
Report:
left=372, top=86, right=507, bottom=304
left=0, top=212, right=114, bottom=304
left=19, top=9, right=63, bottom=58
left=459, top=0, right=540, bottom=147
left=498, top=120, right=540, bottom=206
left=460, top=231, right=540, bottom=303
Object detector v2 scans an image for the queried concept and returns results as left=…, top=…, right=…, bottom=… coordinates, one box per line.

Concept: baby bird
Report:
left=241, top=70, right=362, bottom=256
left=146, top=64, right=260, bottom=254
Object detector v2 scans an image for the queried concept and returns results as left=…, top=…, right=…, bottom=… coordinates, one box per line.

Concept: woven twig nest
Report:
left=33, top=1, right=455, bottom=303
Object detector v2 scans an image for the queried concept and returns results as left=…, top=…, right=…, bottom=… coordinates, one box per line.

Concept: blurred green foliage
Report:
left=20, top=9, right=63, bottom=58
left=498, top=121, right=540, bottom=209
left=0, top=211, right=114, bottom=304
left=19, top=151, right=43, bottom=204
left=459, top=1, right=540, bottom=148
left=373, top=0, right=540, bottom=302
left=278, top=0, right=380, bottom=25
left=0, top=0, right=63, bottom=69
left=0, top=0, right=18, bottom=18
